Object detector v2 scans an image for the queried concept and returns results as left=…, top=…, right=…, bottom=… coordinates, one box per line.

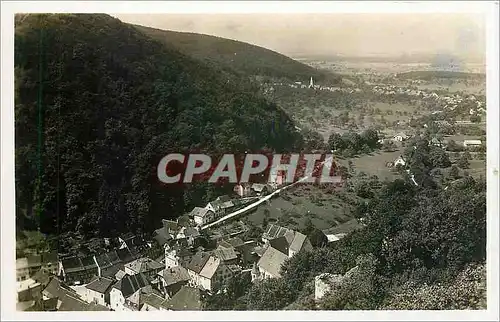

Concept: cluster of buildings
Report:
left=17, top=215, right=342, bottom=312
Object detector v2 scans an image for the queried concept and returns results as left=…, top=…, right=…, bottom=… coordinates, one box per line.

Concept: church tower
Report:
left=309, top=76, right=314, bottom=88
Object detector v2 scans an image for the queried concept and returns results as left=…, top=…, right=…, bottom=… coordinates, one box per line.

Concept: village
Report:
left=16, top=165, right=352, bottom=312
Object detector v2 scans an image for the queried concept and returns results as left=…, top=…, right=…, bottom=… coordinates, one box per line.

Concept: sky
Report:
left=113, top=13, right=486, bottom=62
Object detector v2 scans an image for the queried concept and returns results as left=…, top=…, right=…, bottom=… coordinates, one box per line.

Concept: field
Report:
left=337, top=149, right=403, bottom=180
left=240, top=184, right=361, bottom=233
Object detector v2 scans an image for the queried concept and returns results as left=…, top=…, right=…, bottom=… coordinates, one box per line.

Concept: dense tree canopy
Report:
left=15, top=14, right=302, bottom=238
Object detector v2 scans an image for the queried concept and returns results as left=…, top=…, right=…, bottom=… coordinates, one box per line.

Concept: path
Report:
left=200, top=156, right=334, bottom=230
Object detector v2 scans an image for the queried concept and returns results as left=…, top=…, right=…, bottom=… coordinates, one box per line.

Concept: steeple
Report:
left=309, top=76, right=314, bottom=88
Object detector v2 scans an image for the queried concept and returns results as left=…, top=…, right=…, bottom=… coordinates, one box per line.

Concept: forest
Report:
left=204, top=155, right=487, bottom=310
left=15, top=14, right=304, bottom=238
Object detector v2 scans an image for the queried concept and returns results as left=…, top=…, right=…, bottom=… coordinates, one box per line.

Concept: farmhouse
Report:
left=84, top=277, right=114, bottom=307
left=190, top=207, right=215, bottom=226
left=393, top=132, right=409, bottom=142
left=185, top=253, right=233, bottom=292
left=254, top=246, right=288, bottom=280
left=463, top=140, right=482, bottom=148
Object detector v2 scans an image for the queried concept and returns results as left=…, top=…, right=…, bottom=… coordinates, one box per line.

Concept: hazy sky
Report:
left=113, top=13, right=486, bottom=61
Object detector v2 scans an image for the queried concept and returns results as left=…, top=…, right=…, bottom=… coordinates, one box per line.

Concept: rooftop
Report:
left=160, top=286, right=202, bottom=311
left=257, top=246, right=289, bottom=278
left=85, top=277, right=114, bottom=293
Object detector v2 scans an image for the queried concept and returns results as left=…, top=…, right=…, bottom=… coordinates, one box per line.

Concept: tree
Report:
left=469, top=114, right=481, bottom=123
left=360, top=128, right=380, bottom=149
left=382, top=140, right=397, bottom=152
left=457, top=154, right=470, bottom=169
left=246, top=278, right=294, bottom=310
left=302, top=217, right=315, bottom=236
left=430, top=147, right=451, bottom=168
left=308, top=228, right=328, bottom=248
left=328, top=133, right=344, bottom=151
left=449, top=165, right=460, bottom=179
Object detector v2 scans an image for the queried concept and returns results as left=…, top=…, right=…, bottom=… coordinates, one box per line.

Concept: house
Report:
left=463, top=140, right=482, bottom=148
left=233, top=183, right=254, bottom=197
left=58, top=255, right=98, bottom=285
left=430, top=137, right=444, bottom=148
left=393, top=155, right=406, bottom=167
left=164, top=244, right=195, bottom=269
left=186, top=253, right=233, bottom=292
left=32, top=268, right=53, bottom=288
left=140, top=292, right=165, bottom=311
left=268, top=236, right=291, bottom=256
left=314, top=273, right=343, bottom=301
left=268, top=170, right=286, bottom=187
left=159, top=286, right=203, bottom=311
left=262, top=224, right=295, bottom=244
left=84, top=277, right=114, bottom=307
left=205, top=198, right=235, bottom=219
left=94, top=250, right=123, bottom=278
left=124, top=257, right=164, bottom=279
left=153, top=225, right=173, bottom=247
left=190, top=207, right=215, bottom=226
left=17, top=278, right=42, bottom=303
left=212, top=245, right=239, bottom=265
left=393, top=132, right=409, bottom=142
left=175, top=226, right=201, bottom=246
left=116, top=246, right=137, bottom=264
left=118, top=234, right=147, bottom=254
left=16, top=258, right=30, bottom=282
left=158, top=265, right=191, bottom=298
left=110, top=273, right=151, bottom=311
left=255, top=246, right=288, bottom=280
left=16, top=251, right=58, bottom=282
left=325, top=233, right=347, bottom=244
left=288, top=232, right=313, bottom=257
left=115, top=269, right=127, bottom=281
left=251, top=183, right=272, bottom=196
left=40, top=277, right=109, bottom=311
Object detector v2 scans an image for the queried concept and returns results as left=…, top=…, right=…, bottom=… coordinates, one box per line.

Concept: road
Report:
left=200, top=156, right=334, bottom=231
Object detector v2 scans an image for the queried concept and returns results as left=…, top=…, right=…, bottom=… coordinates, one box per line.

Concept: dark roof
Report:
left=125, top=257, right=164, bottom=274
left=116, top=248, right=135, bottom=264
left=185, top=253, right=210, bottom=274
left=153, top=227, right=173, bottom=246
left=269, top=236, right=289, bottom=255
left=263, top=224, right=293, bottom=241
left=26, top=255, right=42, bottom=268
left=81, top=255, right=97, bottom=269
left=85, top=277, right=114, bottom=293
left=61, top=256, right=84, bottom=272
left=121, top=232, right=135, bottom=242
left=95, top=251, right=121, bottom=268
left=213, top=246, right=239, bottom=262
left=161, top=266, right=191, bottom=286
left=161, top=286, right=202, bottom=311
left=58, top=293, right=91, bottom=311
left=216, top=195, right=231, bottom=202
left=101, top=263, right=124, bottom=278
left=226, top=237, right=245, bottom=248
left=87, top=303, right=110, bottom=311
left=112, top=273, right=150, bottom=298
left=43, top=277, right=77, bottom=299
left=162, top=219, right=179, bottom=232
